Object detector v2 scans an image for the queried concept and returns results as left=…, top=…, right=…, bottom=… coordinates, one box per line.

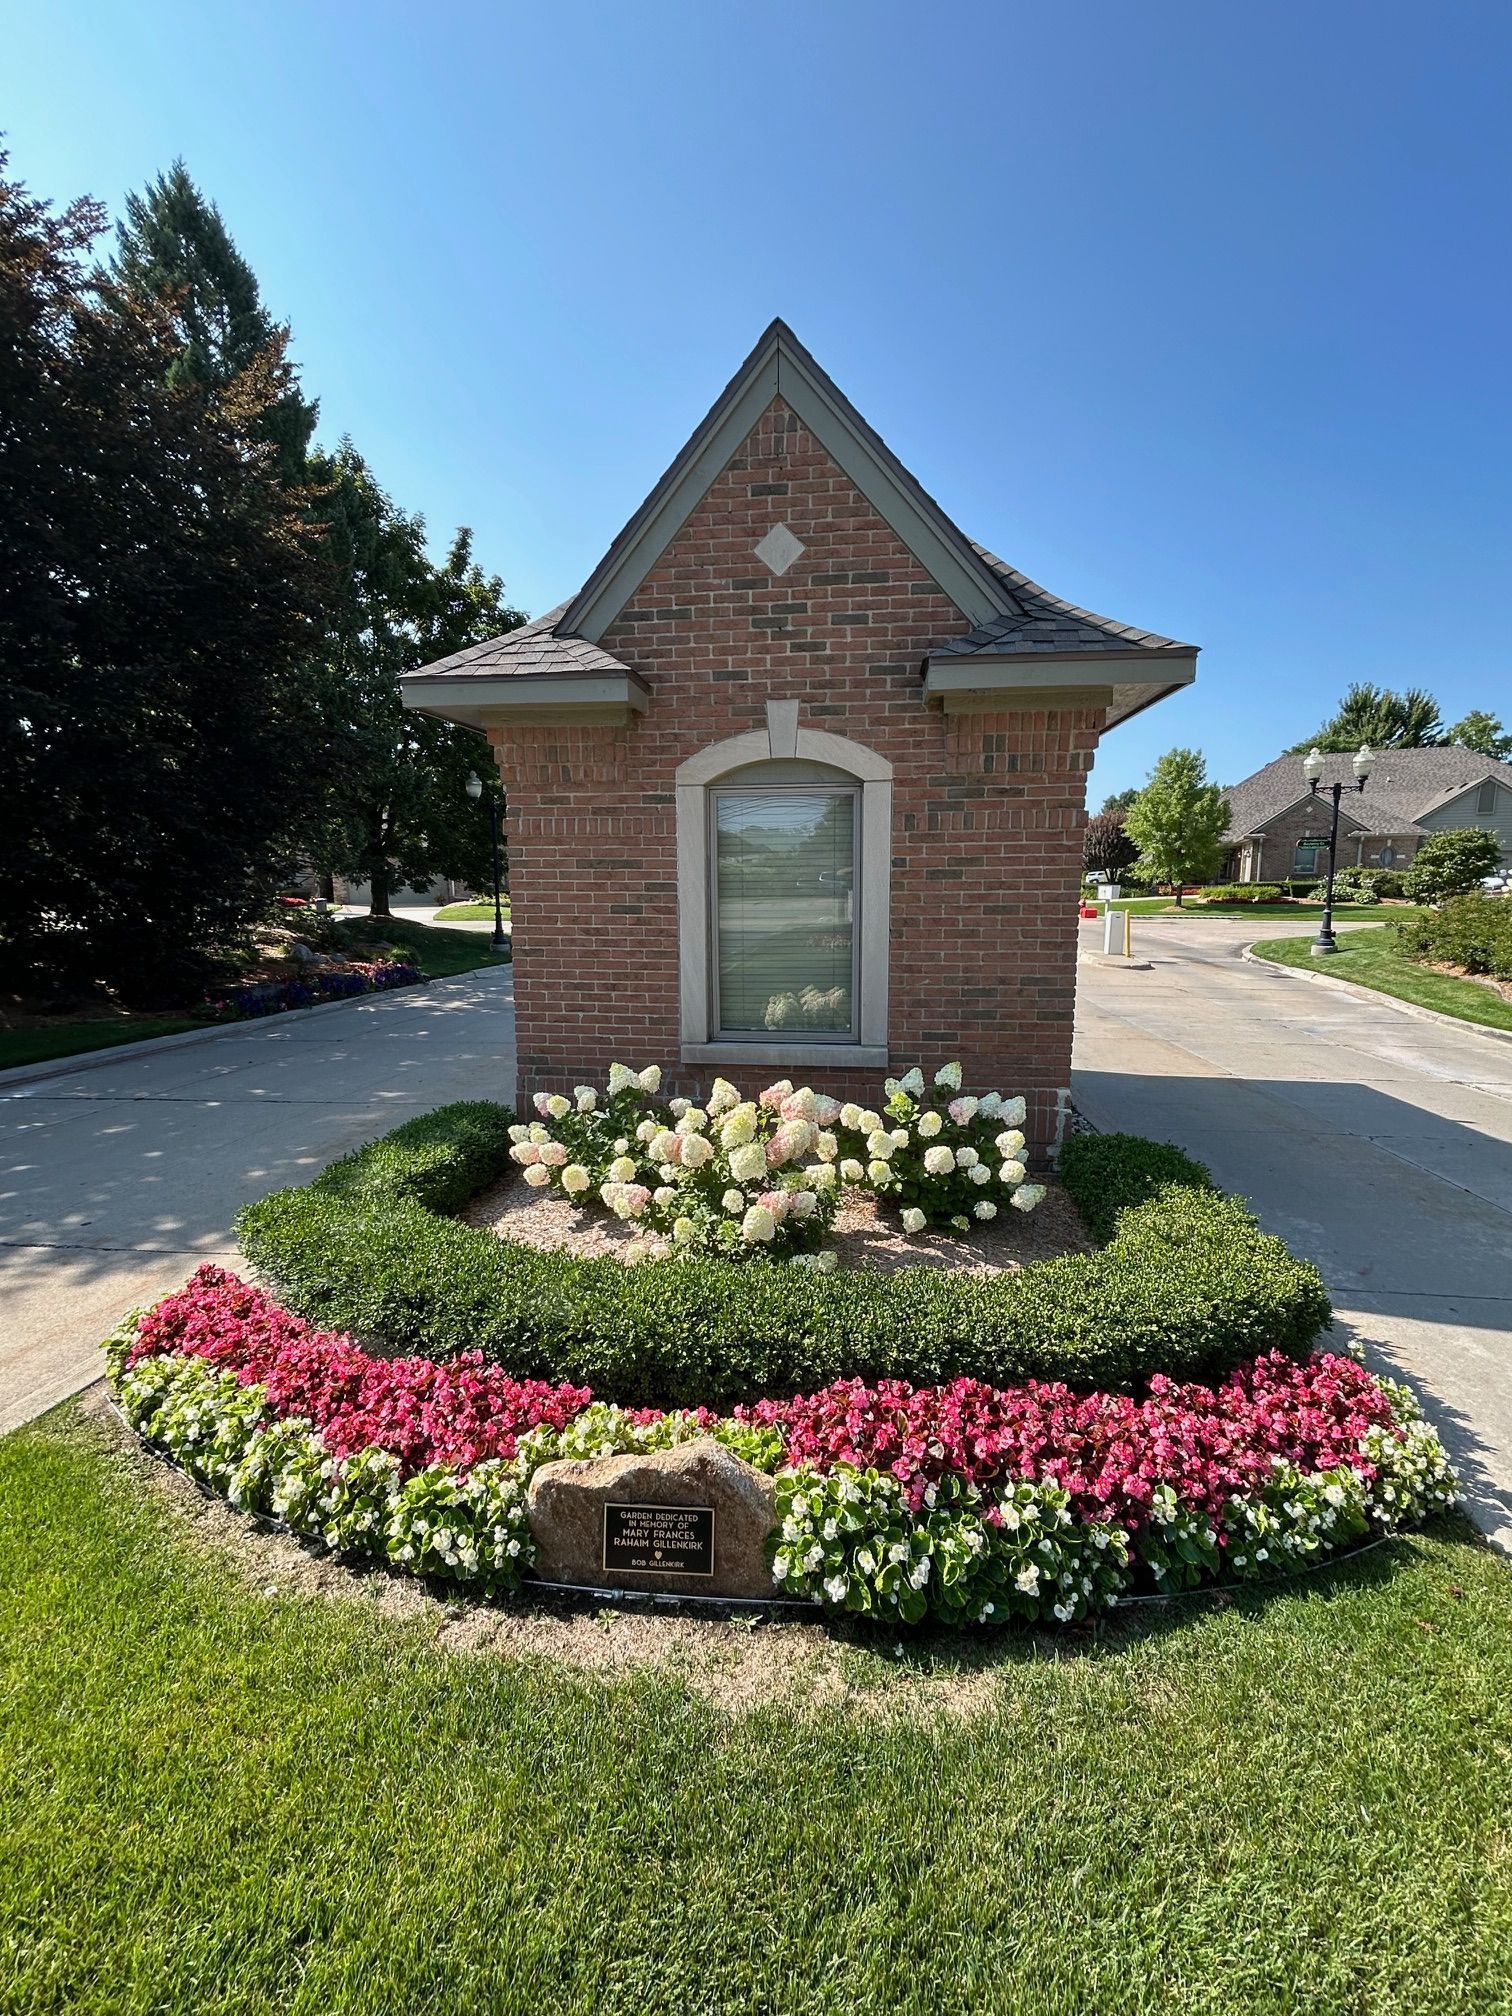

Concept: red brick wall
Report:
left=1244, top=798, right=1418, bottom=881
left=489, top=396, right=1101, bottom=1155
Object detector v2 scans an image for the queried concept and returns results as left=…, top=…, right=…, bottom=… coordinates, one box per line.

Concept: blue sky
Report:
left=7, top=0, right=1511, bottom=797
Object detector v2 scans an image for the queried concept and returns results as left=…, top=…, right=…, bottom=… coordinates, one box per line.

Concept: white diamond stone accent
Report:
left=754, top=522, right=804, bottom=578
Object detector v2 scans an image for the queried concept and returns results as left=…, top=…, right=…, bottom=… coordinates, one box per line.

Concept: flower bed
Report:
left=238, top=1107, right=1332, bottom=1409
left=105, top=1266, right=1457, bottom=1628
left=210, top=958, right=423, bottom=1019
left=510, top=1060, right=1045, bottom=1263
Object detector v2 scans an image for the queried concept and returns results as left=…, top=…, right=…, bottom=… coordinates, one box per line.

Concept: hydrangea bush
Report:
left=509, top=1059, right=1045, bottom=1259
left=104, top=1269, right=1458, bottom=1630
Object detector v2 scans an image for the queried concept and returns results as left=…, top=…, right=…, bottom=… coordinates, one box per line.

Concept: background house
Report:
left=403, top=322, right=1198, bottom=1153
left=1220, top=747, right=1512, bottom=882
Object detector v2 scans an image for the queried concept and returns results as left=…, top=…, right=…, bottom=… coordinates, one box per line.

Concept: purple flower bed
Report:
left=211, top=960, right=423, bottom=1019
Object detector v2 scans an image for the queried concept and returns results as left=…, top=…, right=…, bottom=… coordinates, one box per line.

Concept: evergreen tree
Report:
left=0, top=155, right=321, bottom=1003
left=1124, top=750, right=1230, bottom=904
left=1447, top=710, right=1512, bottom=761
left=1099, top=786, right=1140, bottom=814
left=109, top=160, right=316, bottom=478
left=1286, top=682, right=1445, bottom=754
left=307, top=446, right=524, bottom=915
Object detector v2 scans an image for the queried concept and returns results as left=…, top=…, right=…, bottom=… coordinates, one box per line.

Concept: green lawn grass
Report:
left=1251, top=925, right=1512, bottom=1033
left=432, top=898, right=511, bottom=923
left=0, top=1014, right=208, bottom=1072
left=1108, top=898, right=1427, bottom=922
left=330, top=915, right=510, bottom=978
left=4, top=1402, right=1511, bottom=2014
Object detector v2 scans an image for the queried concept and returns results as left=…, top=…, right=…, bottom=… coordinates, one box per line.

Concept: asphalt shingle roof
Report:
left=402, top=604, right=638, bottom=685
left=929, top=546, right=1196, bottom=659
left=1222, top=748, right=1512, bottom=841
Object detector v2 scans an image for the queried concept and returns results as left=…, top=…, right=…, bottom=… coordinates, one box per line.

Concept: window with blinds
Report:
left=712, top=787, right=857, bottom=1036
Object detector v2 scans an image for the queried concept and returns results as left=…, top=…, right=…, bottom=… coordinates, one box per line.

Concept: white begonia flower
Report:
left=916, top=1110, right=943, bottom=1138
left=722, top=1189, right=745, bottom=1214
left=679, top=1133, right=714, bottom=1170
left=901, top=1207, right=927, bottom=1234
left=562, top=1165, right=590, bottom=1195
left=1015, top=1563, right=1040, bottom=1592
left=954, top=1145, right=979, bottom=1169
left=995, top=1129, right=1027, bottom=1158
left=823, top=1574, right=849, bottom=1604
left=866, top=1131, right=896, bottom=1160
left=523, top=1164, right=552, bottom=1189
left=607, top=1063, right=636, bottom=1096
left=967, top=1163, right=990, bottom=1184
left=608, top=1156, right=637, bottom=1183
left=654, top=1186, right=676, bottom=1206
left=672, top=1217, right=698, bottom=1245
left=741, top=1204, right=777, bottom=1243
left=923, top=1145, right=955, bottom=1176
left=838, top=1103, right=863, bottom=1131
left=934, top=1061, right=963, bottom=1092
left=1000, top=1096, right=1027, bottom=1127
left=839, top=1159, right=866, bottom=1185
left=973, top=1200, right=997, bottom=1220
left=544, top=1093, right=571, bottom=1120
left=638, top=1066, right=662, bottom=1093
left=728, top=1141, right=767, bottom=1184
left=867, top=1160, right=893, bottom=1185
left=815, top=1131, right=838, bottom=1161
left=998, top=1160, right=1027, bottom=1186
left=1011, top=1183, right=1048, bottom=1214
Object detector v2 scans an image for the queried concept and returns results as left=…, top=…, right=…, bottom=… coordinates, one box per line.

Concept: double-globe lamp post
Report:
left=1302, top=743, right=1374, bottom=956
left=464, top=771, right=509, bottom=952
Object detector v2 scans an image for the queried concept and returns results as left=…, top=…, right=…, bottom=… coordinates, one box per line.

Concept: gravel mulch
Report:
left=463, top=1172, right=1091, bottom=1275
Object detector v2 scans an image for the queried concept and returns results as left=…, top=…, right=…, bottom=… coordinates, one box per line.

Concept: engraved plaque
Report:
left=602, top=1501, right=716, bottom=1577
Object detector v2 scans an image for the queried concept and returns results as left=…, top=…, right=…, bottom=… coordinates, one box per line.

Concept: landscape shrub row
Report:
left=1397, top=892, right=1512, bottom=981
left=106, top=1270, right=1458, bottom=1628
left=237, top=1107, right=1332, bottom=1409
left=1193, top=884, right=1284, bottom=905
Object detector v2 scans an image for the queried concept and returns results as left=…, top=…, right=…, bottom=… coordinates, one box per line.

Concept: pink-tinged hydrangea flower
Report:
left=813, top=1096, right=843, bottom=1127
left=648, top=1129, right=682, bottom=1165
left=947, top=1096, right=978, bottom=1125
left=788, top=1190, right=819, bottom=1221
left=538, top=1141, right=569, bottom=1167
left=759, top=1080, right=794, bottom=1112
left=755, top=1189, right=791, bottom=1223
left=780, top=1089, right=818, bottom=1122
left=766, top=1119, right=814, bottom=1168
left=509, top=1142, right=542, bottom=1167
left=532, top=1093, right=554, bottom=1116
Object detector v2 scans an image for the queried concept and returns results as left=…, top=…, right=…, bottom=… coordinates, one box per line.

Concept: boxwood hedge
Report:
left=234, top=1104, right=1332, bottom=1412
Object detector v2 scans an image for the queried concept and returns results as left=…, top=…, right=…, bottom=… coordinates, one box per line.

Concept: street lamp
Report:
left=465, top=771, right=509, bottom=952
left=1302, top=744, right=1374, bottom=955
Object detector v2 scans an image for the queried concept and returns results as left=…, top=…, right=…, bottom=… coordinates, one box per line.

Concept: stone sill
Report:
left=680, top=1041, right=889, bottom=1071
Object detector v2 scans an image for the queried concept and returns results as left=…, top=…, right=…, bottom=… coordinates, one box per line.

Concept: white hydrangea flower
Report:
left=934, top=1061, right=963, bottom=1092
left=561, top=1165, right=590, bottom=1195
left=707, top=1077, right=740, bottom=1116
left=789, top=1189, right=819, bottom=1220
left=728, top=1142, right=767, bottom=1184
left=995, top=1129, right=1026, bottom=1158
left=973, top=1200, right=997, bottom=1220
left=507, top=1123, right=530, bottom=1143
left=741, top=1204, right=776, bottom=1243
left=839, top=1103, right=863, bottom=1131
left=1011, top=1183, right=1047, bottom=1213
left=676, top=1107, right=708, bottom=1134
left=901, top=1207, right=927, bottom=1234
left=867, top=1160, right=893, bottom=1185
left=679, top=1133, right=714, bottom=1170
left=523, top=1164, right=552, bottom=1189
left=608, top=1156, right=637, bottom=1183
left=574, top=1086, right=599, bottom=1113
left=890, top=1128, right=909, bottom=1149
left=638, top=1066, right=662, bottom=1093
left=923, top=1145, right=954, bottom=1176
left=607, top=1063, right=636, bottom=1096
left=722, top=1189, right=744, bottom=1214
left=899, top=1067, right=926, bottom=1096
left=720, top=1106, right=757, bottom=1149
left=815, top=1131, right=838, bottom=1161
left=857, top=1109, right=882, bottom=1136
left=544, top=1093, right=571, bottom=1120
left=866, top=1131, right=896, bottom=1160
left=672, top=1217, right=697, bottom=1245
left=1000, top=1096, right=1027, bottom=1127
left=954, top=1145, right=979, bottom=1169
left=803, top=1162, right=837, bottom=1190
left=653, top=1186, right=676, bottom=1206
left=668, top=1096, right=690, bottom=1118
left=916, top=1110, right=943, bottom=1139
left=977, top=1091, right=1003, bottom=1119
left=839, top=1159, right=865, bottom=1185
left=998, top=1160, right=1027, bottom=1185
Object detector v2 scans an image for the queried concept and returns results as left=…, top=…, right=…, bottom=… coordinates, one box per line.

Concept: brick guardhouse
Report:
left=401, top=322, right=1198, bottom=1156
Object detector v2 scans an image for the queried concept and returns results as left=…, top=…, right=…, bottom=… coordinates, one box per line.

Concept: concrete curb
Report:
left=1242, top=946, right=1512, bottom=1047
left=0, top=967, right=513, bottom=1095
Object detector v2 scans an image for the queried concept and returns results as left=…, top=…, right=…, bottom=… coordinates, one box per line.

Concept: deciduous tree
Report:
left=1124, top=751, right=1230, bottom=904
left=1287, top=683, right=1445, bottom=754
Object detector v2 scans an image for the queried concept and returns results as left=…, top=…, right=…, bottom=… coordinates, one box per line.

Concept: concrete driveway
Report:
left=1075, top=914, right=1512, bottom=1549
left=0, top=966, right=516, bottom=1433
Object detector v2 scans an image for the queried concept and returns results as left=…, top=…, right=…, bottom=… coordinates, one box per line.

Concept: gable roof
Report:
left=1223, top=747, right=1512, bottom=842
left=401, top=320, right=1199, bottom=733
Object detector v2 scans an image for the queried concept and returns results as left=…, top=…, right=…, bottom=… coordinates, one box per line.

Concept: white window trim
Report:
left=675, top=704, right=892, bottom=1068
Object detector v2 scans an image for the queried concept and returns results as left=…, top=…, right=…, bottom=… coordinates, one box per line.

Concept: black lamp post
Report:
left=1302, top=743, right=1374, bottom=955
left=465, top=771, right=509, bottom=952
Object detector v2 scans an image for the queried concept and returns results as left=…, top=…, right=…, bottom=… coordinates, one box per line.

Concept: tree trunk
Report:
left=318, top=870, right=335, bottom=902
left=368, top=861, right=392, bottom=918
left=1172, top=881, right=1184, bottom=907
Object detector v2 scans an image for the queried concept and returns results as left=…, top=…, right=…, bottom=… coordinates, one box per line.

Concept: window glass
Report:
left=714, top=789, right=855, bottom=1034
left=1294, top=840, right=1321, bottom=873
left=1477, top=778, right=1498, bottom=817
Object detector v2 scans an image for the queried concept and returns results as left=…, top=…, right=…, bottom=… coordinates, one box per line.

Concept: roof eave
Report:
left=922, top=648, right=1197, bottom=729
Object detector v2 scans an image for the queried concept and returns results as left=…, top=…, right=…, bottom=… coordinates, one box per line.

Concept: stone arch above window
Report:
left=676, top=703, right=892, bottom=1067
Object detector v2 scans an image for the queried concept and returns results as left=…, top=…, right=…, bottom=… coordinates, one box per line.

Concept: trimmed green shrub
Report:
left=1328, top=866, right=1385, bottom=904
left=1058, top=1132, right=1215, bottom=1242
left=1402, top=828, right=1503, bottom=904
left=236, top=1105, right=1332, bottom=1411
left=1193, top=885, right=1282, bottom=905
left=1397, top=892, right=1512, bottom=980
